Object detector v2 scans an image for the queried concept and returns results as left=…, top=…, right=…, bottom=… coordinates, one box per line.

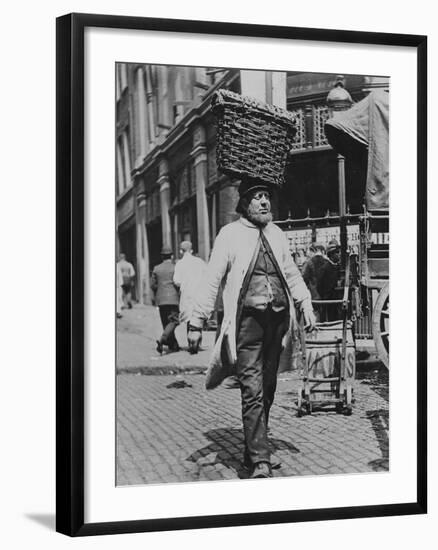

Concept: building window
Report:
left=116, top=130, right=132, bottom=196
left=289, top=108, right=306, bottom=151
left=158, top=66, right=170, bottom=131
left=116, top=66, right=121, bottom=101
left=120, top=63, right=128, bottom=91
left=288, top=103, right=330, bottom=151
left=313, top=104, right=330, bottom=148
left=136, top=67, right=149, bottom=159
left=122, top=130, right=132, bottom=189
left=173, top=71, right=184, bottom=124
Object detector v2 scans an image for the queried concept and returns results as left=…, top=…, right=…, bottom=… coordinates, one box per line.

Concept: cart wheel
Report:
left=372, top=282, right=389, bottom=369
left=344, top=404, right=353, bottom=416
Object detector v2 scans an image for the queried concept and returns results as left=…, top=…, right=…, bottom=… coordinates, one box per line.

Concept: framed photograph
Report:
left=56, top=13, right=427, bottom=536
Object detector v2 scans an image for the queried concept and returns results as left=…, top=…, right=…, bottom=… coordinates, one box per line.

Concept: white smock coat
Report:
left=190, top=217, right=312, bottom=389
left=173, top=254, right=207, bottom=322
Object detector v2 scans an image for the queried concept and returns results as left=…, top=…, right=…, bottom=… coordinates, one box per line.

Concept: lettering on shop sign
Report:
left=315, top=225, right=360, bottom=255
left=287, top=78, right=338, bottom=98
left=285, top=229, right=313, bottom=255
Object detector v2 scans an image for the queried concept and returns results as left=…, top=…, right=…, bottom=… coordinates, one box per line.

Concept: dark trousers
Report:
left=121, top=284, right=133, bottom=307
left=158, top=305, right=179, bottom=350
left=236, top=306, right=288, bottom=466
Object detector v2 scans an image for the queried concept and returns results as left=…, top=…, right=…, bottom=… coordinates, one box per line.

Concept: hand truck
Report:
left=297, top=257, right=356, bottom=416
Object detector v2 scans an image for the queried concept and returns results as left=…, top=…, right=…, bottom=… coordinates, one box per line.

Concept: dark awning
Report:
left=325, top=89, right=389, bottom=210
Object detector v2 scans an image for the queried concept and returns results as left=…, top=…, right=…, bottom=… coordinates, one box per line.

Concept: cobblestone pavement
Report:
left=117, top=304, right=378, bottom=374
left=116, top=368, right=389, bottom=485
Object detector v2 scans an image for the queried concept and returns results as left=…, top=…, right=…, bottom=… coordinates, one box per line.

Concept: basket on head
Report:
left=211, top=89, right=297, bottom=187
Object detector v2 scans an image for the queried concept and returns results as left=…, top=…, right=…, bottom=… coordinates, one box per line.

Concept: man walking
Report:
left=173, top=241, right=207, bottom=349
left=117, top=253, right=135, bottom=309
left=150, top=246, right=180, bottom=354
left=188, top=178, right=315, bottom=478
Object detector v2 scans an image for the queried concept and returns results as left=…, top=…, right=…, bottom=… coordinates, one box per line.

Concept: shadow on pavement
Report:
left=357, top=364, right=389, bottom=402
left=186, top=428, right=300, bottom=479
left=366, top=408, right=389, bottom=471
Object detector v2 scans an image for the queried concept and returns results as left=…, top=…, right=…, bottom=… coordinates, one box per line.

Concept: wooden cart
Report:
left=279, top=89, right=390, bottom=370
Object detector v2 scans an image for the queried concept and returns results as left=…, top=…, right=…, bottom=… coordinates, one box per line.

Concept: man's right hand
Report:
left=187, top=330, right=202, bottom=354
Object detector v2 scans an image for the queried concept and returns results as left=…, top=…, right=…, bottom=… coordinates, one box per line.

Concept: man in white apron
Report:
left=188, top=179, right=316, bottom=478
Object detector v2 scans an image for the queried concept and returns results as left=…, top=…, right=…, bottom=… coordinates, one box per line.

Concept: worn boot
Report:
left=250, top=462, right=272, bottom=478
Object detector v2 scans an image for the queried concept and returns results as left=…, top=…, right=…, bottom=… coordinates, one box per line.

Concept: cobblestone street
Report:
left=116, top=305, right=389, bottom=486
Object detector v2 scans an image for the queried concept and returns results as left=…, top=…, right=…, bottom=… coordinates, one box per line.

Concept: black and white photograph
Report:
left=1, top=0, right=433, bottom=545
left=115, top=65, right=390, bottom=486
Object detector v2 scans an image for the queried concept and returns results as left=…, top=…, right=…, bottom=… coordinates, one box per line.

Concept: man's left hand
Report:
left=302, top=308, right=316, bottom=332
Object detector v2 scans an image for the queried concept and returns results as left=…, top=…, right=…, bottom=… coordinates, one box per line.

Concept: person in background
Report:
left=187, top=178, right=315, bottom=478
left=150, top=246, right=180, bottom=354
left=294, top=247, right=307, bottom=273
left=116, top=261, right=123, bottom=319
left=117, top=253, right=135, bottom=309
left=322, top=239, right=341, bottom=321
left=305, top=245, right=316, bottom=261
left=173, top=241, right=207, bottom=352
left=302, top=243, right=329, bottom=321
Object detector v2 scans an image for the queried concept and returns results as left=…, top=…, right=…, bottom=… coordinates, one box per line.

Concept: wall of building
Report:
left=116, top=64, right=242, bottom=303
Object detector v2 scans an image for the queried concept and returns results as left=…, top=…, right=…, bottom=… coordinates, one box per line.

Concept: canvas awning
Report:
left=325, top=89, right=389, bottom=210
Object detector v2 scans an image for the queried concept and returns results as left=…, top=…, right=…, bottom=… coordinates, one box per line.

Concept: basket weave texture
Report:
left=211, top=89, right=297, bottom=187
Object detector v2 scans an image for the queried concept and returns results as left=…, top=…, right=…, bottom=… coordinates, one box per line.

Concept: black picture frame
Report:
left=56, top=12, right=427, bottom=537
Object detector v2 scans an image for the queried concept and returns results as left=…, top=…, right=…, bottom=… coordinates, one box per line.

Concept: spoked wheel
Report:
left=372, top=282, right=389, bottom=369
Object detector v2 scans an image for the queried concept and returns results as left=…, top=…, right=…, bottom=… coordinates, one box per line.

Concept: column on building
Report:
left=270, top=72, right=287, bottom=108
left=145, top=66, right=156, bottom=147
left=135, top=185, right=151, bottom=304
left=240, top=70, right=286, bottom=108
left=136, top=67, right=148, bottom=165
left=116, top=141, right=125, bottom=195
left=173, top=210, right=179, bottom=254
left=122, top=131, right=132, bottom=188
left=191, top=124, right=210, bottom=261
left=158, top=158, right=172, bottom=250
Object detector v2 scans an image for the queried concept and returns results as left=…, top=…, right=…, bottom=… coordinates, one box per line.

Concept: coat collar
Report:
left=238, top=216, right=272, bottom=232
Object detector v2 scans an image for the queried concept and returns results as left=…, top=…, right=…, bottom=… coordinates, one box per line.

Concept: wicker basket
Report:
left=211, top=89, right=297, bottom=187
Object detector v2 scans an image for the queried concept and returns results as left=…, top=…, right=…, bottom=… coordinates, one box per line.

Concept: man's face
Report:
left=329, top=249, right=340, bottom=264
left=246, top=189, right=272, bottom=226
